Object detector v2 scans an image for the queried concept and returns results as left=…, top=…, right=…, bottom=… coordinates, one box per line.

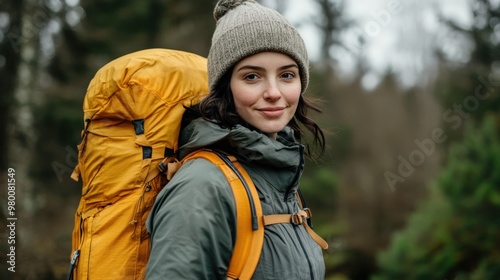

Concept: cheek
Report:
left=285, top=86, right=301, bottom=107
left=231, top=83, right=257, bottom=109
left=233, top=93, right=254, bottom=108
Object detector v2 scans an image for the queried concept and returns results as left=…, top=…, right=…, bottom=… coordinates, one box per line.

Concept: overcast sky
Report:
left=264, top=0, right=476, bottom=89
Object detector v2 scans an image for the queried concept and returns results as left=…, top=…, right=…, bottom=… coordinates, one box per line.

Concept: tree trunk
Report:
left=0, top=0, right=23, bottom=170
left=8, top=0, right=41, bottom=249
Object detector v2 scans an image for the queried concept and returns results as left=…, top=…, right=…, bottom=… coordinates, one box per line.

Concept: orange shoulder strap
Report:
left=182, top=149, right=264, bottom=280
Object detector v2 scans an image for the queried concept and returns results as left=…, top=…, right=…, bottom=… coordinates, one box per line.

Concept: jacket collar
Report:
left=179, top=118, right=302, bottom=169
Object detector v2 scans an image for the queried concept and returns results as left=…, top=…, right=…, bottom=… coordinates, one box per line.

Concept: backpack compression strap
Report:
left=263, top=210, right=329, bottom=250
left=181, top=149, right=264, bottom=280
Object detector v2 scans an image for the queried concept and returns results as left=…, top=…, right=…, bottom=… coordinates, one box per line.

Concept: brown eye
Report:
left=244, top=73, right=259, bottom=81
left=281, top=72, right=296, bottom=79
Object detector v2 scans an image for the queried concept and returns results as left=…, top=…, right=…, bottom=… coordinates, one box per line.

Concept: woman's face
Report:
left=230, top=52, right=301, bottom=139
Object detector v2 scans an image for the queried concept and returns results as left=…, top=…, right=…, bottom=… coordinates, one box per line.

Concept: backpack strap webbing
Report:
left=262, top=210, right=329, bottom=250
left=181, top=149, right=264, bottom=280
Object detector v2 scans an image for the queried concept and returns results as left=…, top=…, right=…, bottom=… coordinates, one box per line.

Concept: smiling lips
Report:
left=258, top=107, right=286, bottom=118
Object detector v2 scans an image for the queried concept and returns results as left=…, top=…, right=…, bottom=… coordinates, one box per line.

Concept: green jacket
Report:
left=146, top=118, right=325, bottom=279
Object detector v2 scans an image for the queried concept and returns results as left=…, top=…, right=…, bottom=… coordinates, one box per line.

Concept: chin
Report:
left=260, top=128, right=283, bottom=136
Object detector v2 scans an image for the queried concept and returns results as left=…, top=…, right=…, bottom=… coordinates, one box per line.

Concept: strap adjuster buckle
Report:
left=291, top=208, right=312, bottom=225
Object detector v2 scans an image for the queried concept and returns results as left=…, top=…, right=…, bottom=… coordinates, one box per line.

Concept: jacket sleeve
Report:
left=145, top=159, right=236, bottom=280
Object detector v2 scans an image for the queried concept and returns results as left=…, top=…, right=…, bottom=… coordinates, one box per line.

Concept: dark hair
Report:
left=184, top=67, right=326, bottom=158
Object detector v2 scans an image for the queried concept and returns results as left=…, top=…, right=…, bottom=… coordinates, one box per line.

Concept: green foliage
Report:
left=439, top=116, right=500, bottom=215
left=373, top=115, right=500, bottom=280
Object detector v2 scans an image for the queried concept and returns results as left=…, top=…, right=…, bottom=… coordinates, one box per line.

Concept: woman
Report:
left=146, top=0, right=327, bottom=279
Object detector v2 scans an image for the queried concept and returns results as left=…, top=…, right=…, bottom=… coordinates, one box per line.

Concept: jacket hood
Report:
left=178, top=118, right=303, bottom=169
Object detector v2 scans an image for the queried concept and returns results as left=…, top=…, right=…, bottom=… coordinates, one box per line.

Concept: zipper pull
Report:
left=66, top=249, right=80, bottom=280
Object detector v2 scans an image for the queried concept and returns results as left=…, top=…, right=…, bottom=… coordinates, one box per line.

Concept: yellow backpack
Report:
left=68, top=48, right=327, bottom=280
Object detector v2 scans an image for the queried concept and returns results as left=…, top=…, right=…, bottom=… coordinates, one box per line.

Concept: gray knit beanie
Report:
left=208, top=0, right=309, bottom=94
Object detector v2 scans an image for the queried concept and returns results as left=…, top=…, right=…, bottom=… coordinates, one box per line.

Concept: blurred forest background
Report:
left=0, top=0, right=499, bottom=279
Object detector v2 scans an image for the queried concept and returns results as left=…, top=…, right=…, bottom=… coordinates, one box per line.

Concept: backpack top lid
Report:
left=81, top=48, right=209, bottom=150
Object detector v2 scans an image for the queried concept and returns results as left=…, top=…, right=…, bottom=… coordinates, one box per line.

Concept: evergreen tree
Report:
left=374, top=1, right=500, bottom=278
left=373, top=114, right=500, bottom=279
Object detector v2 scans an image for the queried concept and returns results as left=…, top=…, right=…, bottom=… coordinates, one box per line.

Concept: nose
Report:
left=263, top=80, right=281, bottom=101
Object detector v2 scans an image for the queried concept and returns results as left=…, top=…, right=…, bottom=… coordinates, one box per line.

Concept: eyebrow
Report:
left=236, top=64, right=298, bottom=72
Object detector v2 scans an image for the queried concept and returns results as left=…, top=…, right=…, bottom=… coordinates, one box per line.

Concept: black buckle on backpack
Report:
left=158, top=161, right=167, bottom=173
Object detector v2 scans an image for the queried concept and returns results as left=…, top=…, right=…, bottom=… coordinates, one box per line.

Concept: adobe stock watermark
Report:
left=7, top=5, right=56, bottom=53
left=385, top=74, right=498, bottom=192
left=52, top=145, right=78, bottom=183
left=346, top=0, right=403, bottom=54
left=6, top=168, right=17, bottom=273
left=52, top=118, right=115, bottom=182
